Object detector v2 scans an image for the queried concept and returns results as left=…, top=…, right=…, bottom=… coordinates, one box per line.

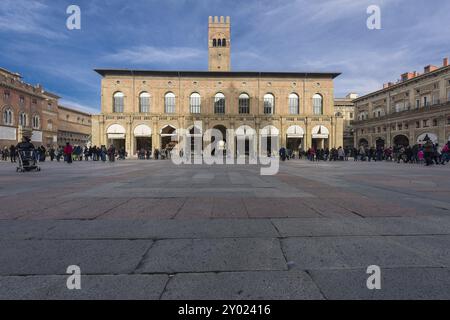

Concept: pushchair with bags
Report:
left=16, top=146, right=40, bottom=172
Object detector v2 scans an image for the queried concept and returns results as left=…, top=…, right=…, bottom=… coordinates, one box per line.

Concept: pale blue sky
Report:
left=1, top=0, right=449, bottom=113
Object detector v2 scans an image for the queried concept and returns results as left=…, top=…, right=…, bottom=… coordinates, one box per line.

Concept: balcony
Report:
left=352, top=98, right=450, bottom=125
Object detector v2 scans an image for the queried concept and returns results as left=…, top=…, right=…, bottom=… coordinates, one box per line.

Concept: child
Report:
left=418, top=150, right=424, bottom=164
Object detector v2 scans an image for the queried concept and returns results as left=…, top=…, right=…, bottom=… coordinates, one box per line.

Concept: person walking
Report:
left=64, top=142, right=73, bottom=164
left=440, top=142, right=450, bottom=165
left=49, top=147, right=55, bottom=161
left=9, top=145, right=16, bottom=163
left=423, top=140, right=434, bottom=166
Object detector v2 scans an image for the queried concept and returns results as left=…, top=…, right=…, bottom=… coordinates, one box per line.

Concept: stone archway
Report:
left=286, top=125, right=305, bottom=152
left=107, top=124, right=126, bottom=151
left=160, top=125, right=178, bottom=150
left=359, top=138, right=369, bottom=147
left=134, top=124, right=152, bottom=155
left=393, top=134, right=409, bottom=147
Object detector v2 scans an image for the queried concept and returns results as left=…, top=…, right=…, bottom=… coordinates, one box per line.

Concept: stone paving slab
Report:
left=19, top=197, right=131, bottom=220
left=282, top=236, right=440, bottom=270
left=0, top=220, right=55, bottom=239
left=212, top=198, right=248, bottom=218
left=244, top=198, right=320, bottom=218
left=22, top=219, right=279, bottom=240
left=137, top=238, right=287, bottom=273
left=272, top=218, right=374, bottom=237
left=363, top=217, right=450, bottom=235
left=388, top=235, right=450, bottom=267
left=162, top=271, right=324, bottom=300
left=175, top=197, right=213, bottom=218
left=0, top=274, right=168, bottom=300
left=0, top=240, right=152, bottom=275
left=308, top=267, right=450, bottom=299
left=99, top=198, right=185, bottom=219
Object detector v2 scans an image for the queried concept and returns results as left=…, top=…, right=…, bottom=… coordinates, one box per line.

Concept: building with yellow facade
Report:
left=91, top=16, right=343, bottom=156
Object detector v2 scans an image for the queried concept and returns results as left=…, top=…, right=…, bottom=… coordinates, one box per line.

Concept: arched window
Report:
left=214, top=93, right=225, bottom=114
left=139, top=92, right=150, bottom=113
left=3, top=108, right=13, bottom=125
left=213, top=39, right=217, bottom=47
left=222, top=38, right=227, bottom=47
left=239, top=93, right=250, bottom=114
left=190, top=92, right=201, bottom=114
left=263, top=94, right=275, bottom=114
left=288, top=93, right=299, bottom=114
left=313, top=93, right=323, bottom=115
left=113, top=92, right=124, bottom=113
left=217, top=39, right=222, bottom=47
left=165, top=92, right=176, bottom=113
left=19, top=112, right=27, bottom=127
left=32, top=115, right=40, bottom=129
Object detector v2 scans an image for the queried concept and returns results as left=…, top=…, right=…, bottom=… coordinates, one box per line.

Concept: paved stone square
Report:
left=0, top=159, right=450, bottom=299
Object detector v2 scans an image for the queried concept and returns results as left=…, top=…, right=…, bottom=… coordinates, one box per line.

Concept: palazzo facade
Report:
left=91, top=16, right=343, bottom=156
left=353, top=58, right=450, bottom=148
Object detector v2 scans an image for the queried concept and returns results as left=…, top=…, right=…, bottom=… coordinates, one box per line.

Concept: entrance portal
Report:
left=311, top=125, right=329, bottom=150
left=160, top=125, right=178, bottom=150
left=136, top=137, right=152, bottom=153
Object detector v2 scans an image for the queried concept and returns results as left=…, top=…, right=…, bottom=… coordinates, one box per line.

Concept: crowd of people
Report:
left=297, top=139, right=450, bottom=166
left=0, top=142, right=128, bottom=164
left=2, top=139, right=450, bottom=167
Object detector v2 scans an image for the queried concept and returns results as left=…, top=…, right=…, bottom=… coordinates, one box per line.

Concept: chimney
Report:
left=401, top=72, right=415, bottom=82
left=444, top=57, right=449, bottom=67
left=424, top=65, right=438, bottom=73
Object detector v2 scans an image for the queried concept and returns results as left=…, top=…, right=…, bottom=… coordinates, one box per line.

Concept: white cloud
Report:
left=0, top=0, right=65, bottom=39
left=103, top=46, right=205, bottom=65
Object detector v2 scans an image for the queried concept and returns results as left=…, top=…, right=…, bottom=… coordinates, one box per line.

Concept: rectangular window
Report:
left=288, top=97, right=299, bottom=114
left=238, top=97, right=249, bottom=114
left=140, top=97, right=150, bottom=113
left=190, top=96, right=201, bottom=114
left=264, top=97, right=274, bottom=114
left=423, top=119, right=428, bottom=127
left=214, top=97, right=225, bottom=114
left=165, top=97, right=176, bottom=113
left=416, top=121, right=420, bottom=128
left=416, top=99, right=420, bottom=109
left=114, top=97, right=124, bottom=113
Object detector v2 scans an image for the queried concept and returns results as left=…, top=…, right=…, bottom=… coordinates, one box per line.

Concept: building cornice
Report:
left=354, top=65, right=450, bottom=103
left=94, top=69, right=341, bottom=79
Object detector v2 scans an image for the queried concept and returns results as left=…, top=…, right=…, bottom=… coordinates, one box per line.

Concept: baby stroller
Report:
left=17, top=148, right=40, bottom=172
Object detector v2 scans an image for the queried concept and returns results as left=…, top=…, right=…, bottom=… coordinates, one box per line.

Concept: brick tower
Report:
left=208, top=16, right=231, bottom=71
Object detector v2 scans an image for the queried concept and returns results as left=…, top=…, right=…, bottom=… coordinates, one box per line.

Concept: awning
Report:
left=108, top=133, right=125, bottom=139
left=312, top=125, right=329, bottom=139
left=260, top=125, right=279, bottom=136
left=286, top=125, right=304, bottom=138
left=134, top=124, right=152, bottom=137
left=236, top=125, right=256, bottom=136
